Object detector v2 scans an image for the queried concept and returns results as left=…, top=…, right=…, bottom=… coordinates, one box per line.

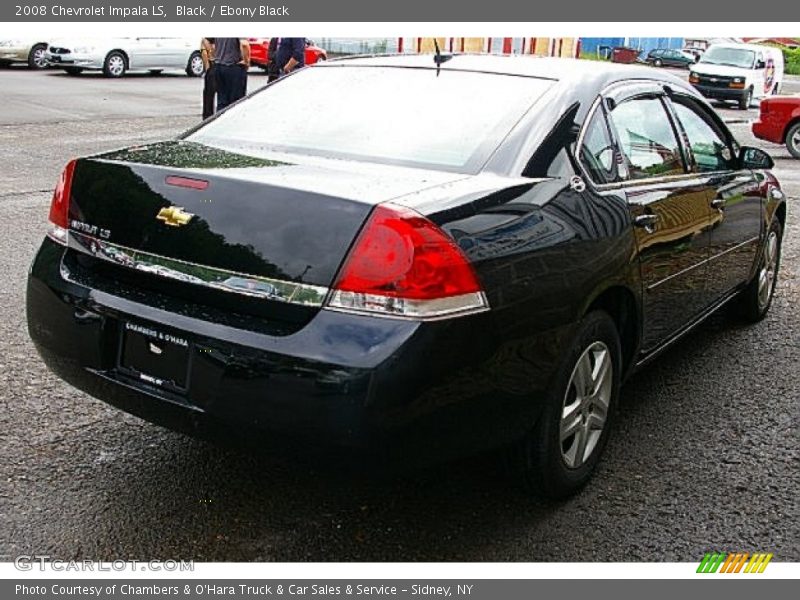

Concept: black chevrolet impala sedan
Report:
left=27, top=55, right=786, bottom=498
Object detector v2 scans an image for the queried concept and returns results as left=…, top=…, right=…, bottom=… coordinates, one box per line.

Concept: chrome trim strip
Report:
left=325, top=290, right=490, bottom=321
left=66, top=230, right=330, bottom=307
left=646, top=235, right=760, bottom=291
left=636, top=286, right=742, bottom=368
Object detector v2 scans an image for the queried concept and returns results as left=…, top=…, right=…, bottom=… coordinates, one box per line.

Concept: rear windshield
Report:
left=699, top=47, right=756, bottom=69
left=187, top=65, right=554, bottom=173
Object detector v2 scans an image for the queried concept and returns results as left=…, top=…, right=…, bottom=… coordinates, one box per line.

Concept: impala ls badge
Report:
left=156, top=206, right=194, bottom=227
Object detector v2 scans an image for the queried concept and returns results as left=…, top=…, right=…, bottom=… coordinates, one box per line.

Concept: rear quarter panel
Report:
left=393, top=173, right=639, bottom=394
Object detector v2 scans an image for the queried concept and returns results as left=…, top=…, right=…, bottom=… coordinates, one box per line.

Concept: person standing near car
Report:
left=266, top=37, right=281, bottom=83
left=201, top=37, right=216, bottom=119
left=276, top=37, right=305, bottom=77
left=214, top=38, right=250, bottom=112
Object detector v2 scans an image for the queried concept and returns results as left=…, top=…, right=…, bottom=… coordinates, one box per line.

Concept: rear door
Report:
left=666, top=92, right=762, bottom=301
left=664, top=50, right=681, bottom=67
left=129, top=37, right=160, bottom=69
left=155, top=38, right=192, bottom=69
left=603, top=86, right=718, bottom=350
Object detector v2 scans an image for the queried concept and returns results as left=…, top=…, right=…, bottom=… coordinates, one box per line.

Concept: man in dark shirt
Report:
left=275, top=38, right=305, bottom=76
left=214, top=38, right=250, bottom=112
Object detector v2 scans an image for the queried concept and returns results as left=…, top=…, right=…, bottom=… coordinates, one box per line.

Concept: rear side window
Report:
left=671, top=98, right=734, bottom=173
left=579, top=109, right=618, bottom=184
left=608, top=96, right=685, bottom=180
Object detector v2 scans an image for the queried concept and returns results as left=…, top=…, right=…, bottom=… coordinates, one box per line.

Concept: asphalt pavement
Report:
left=1, top=66, right=798, bottom=562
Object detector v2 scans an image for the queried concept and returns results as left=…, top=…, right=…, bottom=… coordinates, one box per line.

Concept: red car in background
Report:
left=248, top=38, right=327, bottom=71
left=752, top=95, right=800, bottom=158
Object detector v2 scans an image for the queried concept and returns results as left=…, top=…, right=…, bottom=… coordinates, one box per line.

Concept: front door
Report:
left=606, top=93, right=717, bottom=350
left=667, top=93, right=762, bottom=301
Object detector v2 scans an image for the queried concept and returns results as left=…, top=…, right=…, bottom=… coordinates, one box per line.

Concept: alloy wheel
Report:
left=560, top=341, right=613, bottom=469
left=757, top=231, right=779, bottom=310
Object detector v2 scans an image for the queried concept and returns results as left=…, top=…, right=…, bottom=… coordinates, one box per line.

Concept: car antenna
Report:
left=433, top=39, right=452, bottom=76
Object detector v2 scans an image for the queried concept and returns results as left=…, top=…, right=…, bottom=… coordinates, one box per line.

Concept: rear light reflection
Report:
left=165, top=175, right=209, bottom=190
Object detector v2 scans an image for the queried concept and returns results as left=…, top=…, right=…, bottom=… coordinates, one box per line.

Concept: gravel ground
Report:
left=0, top=68, right=798, bottom=562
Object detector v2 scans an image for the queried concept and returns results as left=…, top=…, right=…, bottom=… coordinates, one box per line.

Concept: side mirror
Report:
left=740, top=146, right=774, bottom=170
left=756, top=60, right=766, bottom=69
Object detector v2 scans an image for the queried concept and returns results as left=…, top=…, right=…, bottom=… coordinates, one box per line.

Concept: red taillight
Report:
left=327, top=203, right=488, bottom=319
left=47, top=160, right=76, bottom=244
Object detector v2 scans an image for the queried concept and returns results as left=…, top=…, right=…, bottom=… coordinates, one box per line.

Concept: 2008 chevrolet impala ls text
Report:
left=26, top=55, right=786, bottom=498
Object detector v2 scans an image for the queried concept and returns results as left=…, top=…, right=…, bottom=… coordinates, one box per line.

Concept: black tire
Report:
left=740, top=218, right=783, bottom=322
left=738, top=87, right=753, bottom=110
left=64, top=67, right=83, bottom=76
left=786, top=122, right=800, bottom=159
left=102, top=51, right=127, bottom=78
left=509, top=310, right=622, bottom=499
left=653, top=58, right=662, bottom=67
left=27, top=43, right=48, bottom=69
left=186, top=51, right=204, bottom=77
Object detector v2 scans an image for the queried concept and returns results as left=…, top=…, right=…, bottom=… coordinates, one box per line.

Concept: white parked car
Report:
left=0, top=39, right=50, bottom=69
left=44, top=37, right=204, bottom=78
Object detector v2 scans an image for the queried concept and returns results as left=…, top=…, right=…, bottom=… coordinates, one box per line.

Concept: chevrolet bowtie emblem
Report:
left=156, top=206, right=194, bottom=227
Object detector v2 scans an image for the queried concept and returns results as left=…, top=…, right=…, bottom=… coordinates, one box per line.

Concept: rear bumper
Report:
left=27, top=238, right=565, bottom=463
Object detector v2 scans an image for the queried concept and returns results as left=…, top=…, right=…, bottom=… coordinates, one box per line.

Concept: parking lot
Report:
left=1, top=65, right=799, bottom=562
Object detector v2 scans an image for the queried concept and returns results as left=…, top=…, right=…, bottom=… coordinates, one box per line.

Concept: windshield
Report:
left=188, top=65, right=554, bottom=173
left=699, top=46, right=756, bottom=69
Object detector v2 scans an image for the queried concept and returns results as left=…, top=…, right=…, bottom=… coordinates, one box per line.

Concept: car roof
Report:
left=320, top=53, right=686, bottom=86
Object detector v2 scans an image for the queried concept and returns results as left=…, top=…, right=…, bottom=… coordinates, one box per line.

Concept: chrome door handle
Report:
left=711, top=197, right=726, bottom=209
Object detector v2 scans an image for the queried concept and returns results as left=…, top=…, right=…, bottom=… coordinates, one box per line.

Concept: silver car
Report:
left=0, top=39, right=50, bottom=69
left=44, top=37, right=204, bottom=78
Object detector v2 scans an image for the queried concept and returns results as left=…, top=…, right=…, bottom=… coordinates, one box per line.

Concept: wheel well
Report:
left=586, top=286, right=639, bottom=373
left=783, top=117, right=800, bottom=143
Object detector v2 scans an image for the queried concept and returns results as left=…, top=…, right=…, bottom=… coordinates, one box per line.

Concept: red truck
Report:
left=752, top=95, right=800, bottom=158
left=248, top=38, right=327, bottom=71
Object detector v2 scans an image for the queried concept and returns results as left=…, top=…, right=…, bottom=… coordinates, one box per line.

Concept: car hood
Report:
left=692, top=63, right=752, bottom=77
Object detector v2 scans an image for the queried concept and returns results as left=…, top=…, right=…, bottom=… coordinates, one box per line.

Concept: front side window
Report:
left=608, top=96, right=685, bottom=180
left=671, top=98, right=733, bottom=173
